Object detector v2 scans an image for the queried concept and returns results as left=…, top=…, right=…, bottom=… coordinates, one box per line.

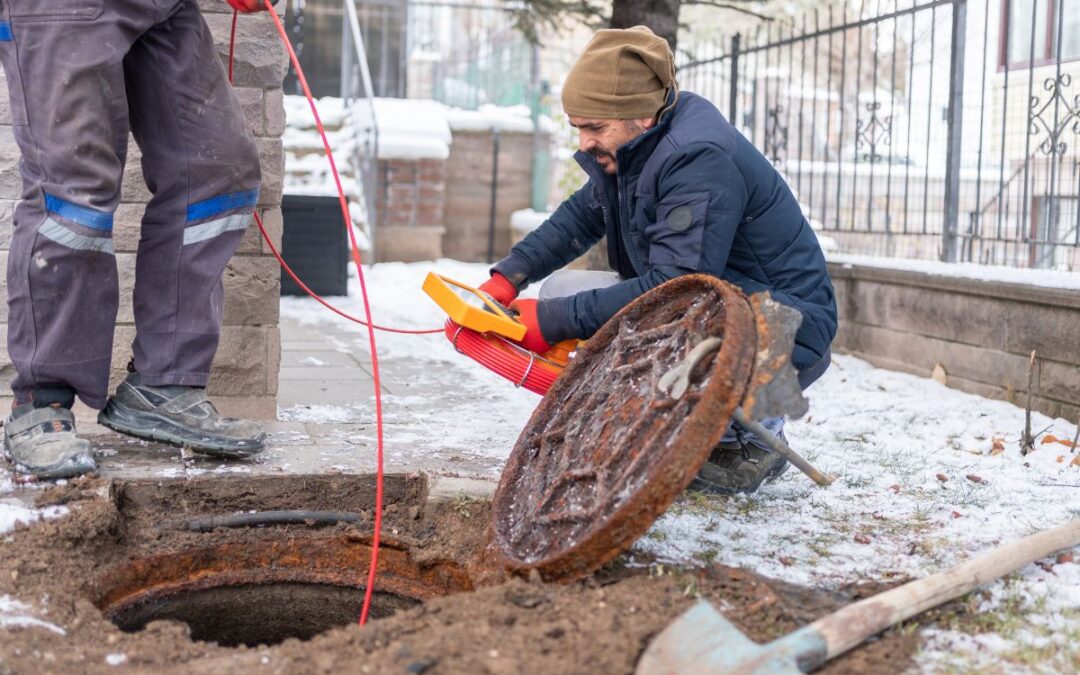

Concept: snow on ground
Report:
left=0, top=471, right=68, bottom=536
left=280, top=260, right=540, bottom=471
left=0, top=595, right=65, bottom=635
left=282, top=260, right=1080, bottom=672
left=0, top=501, right=66, bottom=535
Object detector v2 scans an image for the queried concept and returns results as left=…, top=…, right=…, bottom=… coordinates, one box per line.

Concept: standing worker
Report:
left=0, top=0, right=271, bottom=479
left=478, top=26, right=837, bottom=495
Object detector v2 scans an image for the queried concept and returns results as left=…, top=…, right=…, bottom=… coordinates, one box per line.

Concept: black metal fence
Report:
left=406, top=0, right=534, bottom=109
left=679, top=0, right=1080, bottom=270
left=285, top=0, right=407, bottom=99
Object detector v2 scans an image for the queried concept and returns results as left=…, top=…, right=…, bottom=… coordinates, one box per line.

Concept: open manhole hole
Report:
left=109, top=581, right=416, bottom=647
left=96, top=534, right=472, bottom=647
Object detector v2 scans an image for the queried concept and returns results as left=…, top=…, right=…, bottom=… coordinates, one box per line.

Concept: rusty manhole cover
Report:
left=491, top=275, right=758, bottom=581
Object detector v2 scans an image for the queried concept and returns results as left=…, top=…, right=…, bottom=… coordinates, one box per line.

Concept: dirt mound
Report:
left=0, top=474, right=917, bottom=674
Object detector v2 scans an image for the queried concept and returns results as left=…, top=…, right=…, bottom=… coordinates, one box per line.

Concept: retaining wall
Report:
left=829, top=261, right=1080, bottom=422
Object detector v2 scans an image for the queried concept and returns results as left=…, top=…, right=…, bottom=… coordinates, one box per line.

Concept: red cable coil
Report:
left=444, top=320, right=560, bottom=396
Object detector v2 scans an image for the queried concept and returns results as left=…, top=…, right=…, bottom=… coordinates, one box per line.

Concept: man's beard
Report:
left=588, top=120, right=648, bottom=171
left=589, top=147, right=614, bottom=162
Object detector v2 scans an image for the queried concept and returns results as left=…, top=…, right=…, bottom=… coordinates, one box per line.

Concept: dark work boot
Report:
left=97, top=373, right=265, bottom=458
left=4, top=385, right=95, bottom=479
left=689, top=429, right=789, bottom=496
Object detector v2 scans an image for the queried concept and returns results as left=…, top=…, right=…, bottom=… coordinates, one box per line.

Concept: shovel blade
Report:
left=636, top=601, right=804, bottom=675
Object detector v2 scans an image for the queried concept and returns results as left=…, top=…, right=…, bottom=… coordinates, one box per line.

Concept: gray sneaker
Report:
left=689, top=435, right=789, bottom=495
left=4, top=404, right=96, bottom=479
left=97, top=373, right=265, bottom=458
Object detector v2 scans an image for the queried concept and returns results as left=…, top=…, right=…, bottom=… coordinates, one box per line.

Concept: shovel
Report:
left=636, top=519, right=1080, bottom=674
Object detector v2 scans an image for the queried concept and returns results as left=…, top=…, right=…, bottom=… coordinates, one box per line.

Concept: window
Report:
left=1000, top=0, right=1080, bottom=69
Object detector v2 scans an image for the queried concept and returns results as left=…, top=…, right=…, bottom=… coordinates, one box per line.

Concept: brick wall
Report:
left=0, top=1, right=287, bottom=420
left=443, top=130, right=535, bottom=262
left=374, top=157, right=447, bottom=263
left=830, top=262, right=1080, bottom=422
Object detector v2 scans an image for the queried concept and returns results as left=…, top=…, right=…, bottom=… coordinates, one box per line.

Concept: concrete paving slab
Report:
left=280, top=350, right=361, bottom=368
left=276, top=378, right=377, bottom=408
left=279, top=365, right=372, bottom=381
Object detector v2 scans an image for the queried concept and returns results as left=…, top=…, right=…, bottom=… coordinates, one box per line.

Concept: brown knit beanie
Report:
left=561, top=26, right=677, bottom=120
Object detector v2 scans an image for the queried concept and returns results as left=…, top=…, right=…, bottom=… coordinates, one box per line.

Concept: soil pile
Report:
left=0, top=475, right=918, bottom=674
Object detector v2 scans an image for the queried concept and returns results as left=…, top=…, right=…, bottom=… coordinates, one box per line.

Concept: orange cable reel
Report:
left=422, top=273, right=582, bottom=395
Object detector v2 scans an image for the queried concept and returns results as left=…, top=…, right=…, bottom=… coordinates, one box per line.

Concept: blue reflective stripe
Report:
left=186, top=189, right=259, bottom=223
left=0, top=23, right=12, bottom=41
left=44, top=193, right=113, bottom=232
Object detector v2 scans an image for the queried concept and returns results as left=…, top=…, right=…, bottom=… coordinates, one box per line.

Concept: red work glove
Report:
left=477, top=272, right=518, bottom=307
left=509, top=299, right=552, bottom=355
left=226, top=0, right=267, bottom=12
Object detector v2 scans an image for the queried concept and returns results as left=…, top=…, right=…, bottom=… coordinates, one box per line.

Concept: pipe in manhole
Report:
left=95, top=536, right=472, bottom=647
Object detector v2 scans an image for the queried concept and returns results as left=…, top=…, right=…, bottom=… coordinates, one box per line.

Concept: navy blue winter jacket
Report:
left=493, top=92, right=837, bottom=372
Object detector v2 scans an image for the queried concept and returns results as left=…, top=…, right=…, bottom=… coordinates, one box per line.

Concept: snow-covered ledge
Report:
left=828, top=255, right=1080, bottom=422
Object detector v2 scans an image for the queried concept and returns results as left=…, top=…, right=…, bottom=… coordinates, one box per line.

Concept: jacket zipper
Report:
left=616, top=174, right=643, bottom=275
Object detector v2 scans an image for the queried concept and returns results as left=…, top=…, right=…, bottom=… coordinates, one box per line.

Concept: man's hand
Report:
left=478, top=272, right=518, bottom=307
left=509, top=299, right=552, bottom=354
left=226, top=0, right=267, bottom=12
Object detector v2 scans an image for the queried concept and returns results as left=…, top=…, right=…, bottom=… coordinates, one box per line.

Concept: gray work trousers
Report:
left=538, top=270, right=832, bottom=447
left=0, top=0, right=261, bottom=408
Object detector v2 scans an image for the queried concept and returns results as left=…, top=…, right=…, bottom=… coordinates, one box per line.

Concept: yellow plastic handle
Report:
left=422, top=272, right=527, bottom=341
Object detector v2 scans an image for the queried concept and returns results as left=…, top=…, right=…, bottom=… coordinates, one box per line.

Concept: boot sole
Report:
left=97, top=400, right=264, bottom=459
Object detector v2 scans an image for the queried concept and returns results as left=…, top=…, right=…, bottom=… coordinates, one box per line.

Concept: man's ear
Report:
left=639, top=116, right=656, bottom=130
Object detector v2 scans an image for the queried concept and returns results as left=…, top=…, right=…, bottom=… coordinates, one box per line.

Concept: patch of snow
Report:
left=278, top=403, right=366, bottom=424
left=510, top=208, right=550, bottom=235
left=106, top=653, right=128, bottom=666
left=0, top=596, right=65, bottom=635
left=300, top=356, right=329, bottom=367
left=0, top=500, right=67, bottom=535
left=282, top=95, right=350, bottom=131
left=373, top=97, right=452, bottom=160
left=447, top=103, right=536, bottom=134
left=829, top=253, right=1080, bottom=290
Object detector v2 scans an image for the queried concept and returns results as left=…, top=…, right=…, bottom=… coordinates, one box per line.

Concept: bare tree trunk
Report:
left=610, top=0, right=681, bottom=51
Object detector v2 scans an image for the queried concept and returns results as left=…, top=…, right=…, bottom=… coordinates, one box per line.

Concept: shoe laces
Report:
left=733, top=425, right=757, bottom=464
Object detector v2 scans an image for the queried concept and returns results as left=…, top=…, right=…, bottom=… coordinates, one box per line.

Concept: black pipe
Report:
left=158, top=510, right=363, bottom=532
left=487, top=129, right=501, bottom=263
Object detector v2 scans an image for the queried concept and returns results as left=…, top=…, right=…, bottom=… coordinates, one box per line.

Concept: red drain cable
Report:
left=229, top=5, right=569, bottom=619
left=444, top=320, right=560, bottom=395
left=232, top=4, right=384, bottom=626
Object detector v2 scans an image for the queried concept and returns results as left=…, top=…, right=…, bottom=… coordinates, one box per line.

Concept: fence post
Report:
left=729, top=33, right=741, bottom=125
left=942, top=0, right=967, bottom=263
left=341, top=2, right=353, bottom=100
left=488, top=129, right=501, bottom=264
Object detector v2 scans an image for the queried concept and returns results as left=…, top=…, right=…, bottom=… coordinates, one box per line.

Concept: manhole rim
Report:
left=95, top=535, right=473, bottom=620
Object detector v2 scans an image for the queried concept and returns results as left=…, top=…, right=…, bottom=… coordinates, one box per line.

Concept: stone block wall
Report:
left=830, top=262, right=1080, bottom=422
left=0, top=1, right=287, bottom=420
left=443, top=130, right=535, bottom=262
left=374, top=157, right=447, bottom=263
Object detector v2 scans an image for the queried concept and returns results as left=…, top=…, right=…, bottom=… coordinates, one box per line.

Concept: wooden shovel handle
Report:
left=812, top=519, right=1080, bottom=663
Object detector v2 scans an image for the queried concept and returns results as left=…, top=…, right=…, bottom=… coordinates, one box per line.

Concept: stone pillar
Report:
left=0, top=1, right=287, bottom=420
